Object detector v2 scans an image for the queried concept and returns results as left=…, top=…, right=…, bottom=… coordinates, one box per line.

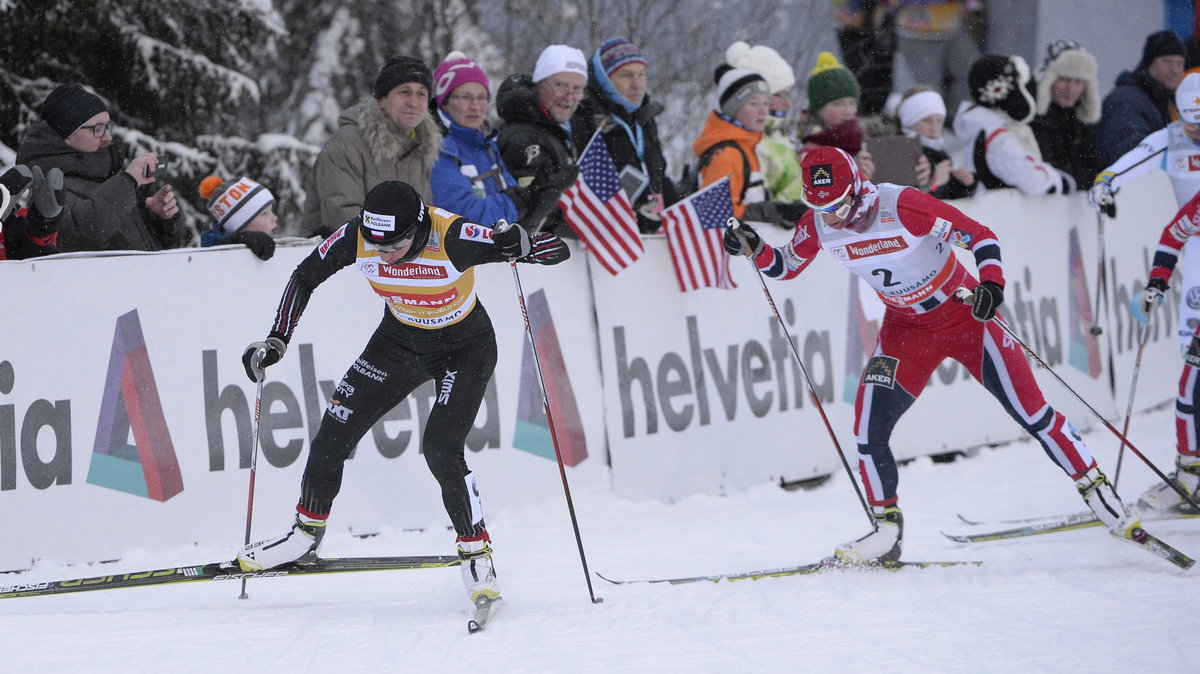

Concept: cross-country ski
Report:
left=0, top=555, right=461, bottom=600
left=597, top=559, right=981, bottom=585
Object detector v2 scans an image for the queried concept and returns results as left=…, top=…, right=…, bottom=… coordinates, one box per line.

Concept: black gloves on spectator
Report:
left=542, top=164, right=580, bottom=193
left=1052, top=169, right=1076, bottom=195
left=228, top=229, right=276, bottom=260
left=503, top=185, right=534, bottom=218
left=241, top=335, right=287, bottom=383
left=742, top=201, right=802, bottom=229
left=777, top=201, right=807, bottom=226
left=723, top=221, right=764, bottom=258
left=493, top=220, right=531, bottom=258
left=970, top=281, right=1005, bottom=322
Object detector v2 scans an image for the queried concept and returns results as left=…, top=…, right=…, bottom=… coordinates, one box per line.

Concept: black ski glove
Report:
left=525, top=231, right=570, bottom=265
left=723, top=221, right=764, bottom=258
left=493, top=220, right=531, bottom=258
left=228, top=229, right=276, bottom=260
left=241, top=335, right=287, bottom=383
left=970, top=281, right=1004, bottom=321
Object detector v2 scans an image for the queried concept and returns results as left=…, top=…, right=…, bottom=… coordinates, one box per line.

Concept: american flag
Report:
left=662, top=177, right=736, bottom=292
left=556, top=137, right=642, bottom=275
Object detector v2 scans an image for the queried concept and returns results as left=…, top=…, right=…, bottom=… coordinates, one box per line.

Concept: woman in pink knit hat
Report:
left=431, top=51, right=529, bottom=227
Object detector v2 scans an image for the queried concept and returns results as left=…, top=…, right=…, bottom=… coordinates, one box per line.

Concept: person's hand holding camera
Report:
left=126, top=153, right=163, bottom=186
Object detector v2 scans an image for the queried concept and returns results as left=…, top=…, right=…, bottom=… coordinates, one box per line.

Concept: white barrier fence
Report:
left=0, top=173, right=1183, bottom=568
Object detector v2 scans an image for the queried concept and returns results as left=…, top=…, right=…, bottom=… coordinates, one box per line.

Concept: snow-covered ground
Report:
left=1, top=405, right=1196, bottom=673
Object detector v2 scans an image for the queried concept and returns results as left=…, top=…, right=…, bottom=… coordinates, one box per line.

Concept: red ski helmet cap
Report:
left=801, top=146, right=860, bottom=219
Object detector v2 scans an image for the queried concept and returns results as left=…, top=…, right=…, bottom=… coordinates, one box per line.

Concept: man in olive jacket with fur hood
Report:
left=300, top=56, right=443, bottom=237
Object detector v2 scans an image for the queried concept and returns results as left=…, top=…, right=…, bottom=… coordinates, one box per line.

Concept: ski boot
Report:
left=237, top=513, right=326, bottom=571
left=834, top=506, right=903, bottom=564
left=457, top=532, right=500, bottom=605
left=1136, top=455, right=1200, bottom=515
left=1076, top=467, right=1140, bottom=539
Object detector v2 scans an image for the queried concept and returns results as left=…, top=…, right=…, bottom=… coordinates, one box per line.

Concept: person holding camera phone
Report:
left=14, top=83, right=186, bottom=252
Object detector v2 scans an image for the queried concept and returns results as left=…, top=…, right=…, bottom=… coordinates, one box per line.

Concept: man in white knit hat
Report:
left=496, top=45, right=590, bottom=234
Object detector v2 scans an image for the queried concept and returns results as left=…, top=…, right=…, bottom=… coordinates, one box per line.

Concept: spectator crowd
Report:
left=1, top=2, right=1197, bottom=263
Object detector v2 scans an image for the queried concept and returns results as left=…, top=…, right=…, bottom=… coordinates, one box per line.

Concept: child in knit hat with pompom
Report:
left=198, top=175, right=279, bottom=260
left=799, top=51, right=873, bottom=179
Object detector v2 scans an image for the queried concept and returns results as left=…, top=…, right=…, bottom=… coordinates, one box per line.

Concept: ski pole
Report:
left=239, top=347, right=267, bottom=600
left=953, top=287, right=1200, bottom=512
left=1093, top=212, right=1118, bottom=397
left=496, top=220, right=602, bottom=604
left=1090, top=212, right=1107, bottom=338
left=1113, top=322, right=1150, bottom=489
left=729, top=218, right=874, bottom=525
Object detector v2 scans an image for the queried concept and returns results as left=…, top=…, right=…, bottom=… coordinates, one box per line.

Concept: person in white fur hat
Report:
left=1030, top=40, right=1103, bottom=188
left=724, top=41, right=805, bottom=204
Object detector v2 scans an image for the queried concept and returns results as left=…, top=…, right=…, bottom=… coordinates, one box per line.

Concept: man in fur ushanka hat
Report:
left=1030, top=41, right=1104, bottom=187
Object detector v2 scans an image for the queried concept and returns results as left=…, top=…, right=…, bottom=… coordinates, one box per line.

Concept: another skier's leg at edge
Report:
left=1137, top=332, right=1200, bottom=514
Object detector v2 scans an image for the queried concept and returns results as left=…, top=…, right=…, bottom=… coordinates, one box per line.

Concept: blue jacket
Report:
left=1096, top=68, right=1175, bottom=167
left=432, top=116, right=519, bottom=226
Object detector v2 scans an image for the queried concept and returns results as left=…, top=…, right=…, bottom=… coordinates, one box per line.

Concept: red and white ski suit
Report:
left=752, top=183, right=1097, bottom=505
left=1146, top=190, right=1200, bottom=461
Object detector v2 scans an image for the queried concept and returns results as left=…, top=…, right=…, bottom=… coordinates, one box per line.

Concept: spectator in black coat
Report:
left=1031, top=41, right=1103, bottom=187
left=14, top=83, right=184, bottom=252
left=496, top=45, right=588, bottom=235
left=1096, top=30, right=1186, bottom=166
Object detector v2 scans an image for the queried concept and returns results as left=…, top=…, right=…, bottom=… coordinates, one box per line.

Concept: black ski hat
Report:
left=359, top=181, right=430, bottom=262
left=968, top=54, right=1035, bottom=123
left=39, top=83, right=107, bottom=139
left=1141, top=30, right=1185, bottom=69
left=374, top=55, right=433, bottom=99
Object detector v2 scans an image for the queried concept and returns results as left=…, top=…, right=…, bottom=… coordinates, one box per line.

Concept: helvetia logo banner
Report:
left=86, top=309, right=184, bottom=501
left=512, top=289, right=588, bottom=465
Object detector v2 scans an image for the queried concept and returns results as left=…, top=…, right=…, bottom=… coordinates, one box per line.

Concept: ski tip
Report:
left=940, top=531, right=972, bottom=543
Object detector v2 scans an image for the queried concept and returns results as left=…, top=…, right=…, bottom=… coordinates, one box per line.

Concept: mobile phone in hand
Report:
left=144, top=153, right=171, bottom=178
